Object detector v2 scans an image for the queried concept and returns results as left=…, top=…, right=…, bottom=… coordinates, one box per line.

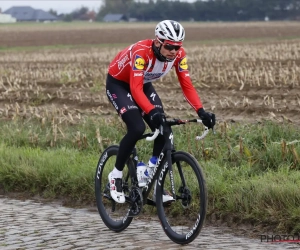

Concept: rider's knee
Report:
left=130, top=122, right=146, bottom=137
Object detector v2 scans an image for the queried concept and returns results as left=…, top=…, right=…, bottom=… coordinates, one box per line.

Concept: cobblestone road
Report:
left=0, top=197, right=299, bottom=250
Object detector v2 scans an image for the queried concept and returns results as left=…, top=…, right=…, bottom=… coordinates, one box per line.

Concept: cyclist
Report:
left=106, top=20, right=216, bottom=203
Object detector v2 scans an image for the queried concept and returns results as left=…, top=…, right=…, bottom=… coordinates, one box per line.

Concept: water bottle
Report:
left=148, top=156, right=158, bottom=200
left=147, top=156, right=158, bottom=178
left=137, top=161, right=148, bottom=187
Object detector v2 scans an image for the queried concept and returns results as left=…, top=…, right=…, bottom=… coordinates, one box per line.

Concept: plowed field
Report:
left=0, top=22, right=299, bottom=124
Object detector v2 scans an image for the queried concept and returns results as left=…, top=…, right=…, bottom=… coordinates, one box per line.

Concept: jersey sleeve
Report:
left=129, top=47, right=155, bottom=114
left=175, top=49, right=203, bottom=111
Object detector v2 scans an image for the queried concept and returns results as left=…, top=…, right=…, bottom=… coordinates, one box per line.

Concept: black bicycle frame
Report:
left=129, top=123, right=180, bottom=205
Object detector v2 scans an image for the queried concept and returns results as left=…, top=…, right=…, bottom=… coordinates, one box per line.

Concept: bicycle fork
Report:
left=155, top=125, right=177, bottom=201
left=164, top=150, right=187, bottom=201
left=166, top=150, right=176, bottom=200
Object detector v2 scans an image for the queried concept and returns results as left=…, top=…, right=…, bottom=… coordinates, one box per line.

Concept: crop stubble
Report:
left=0, top=22, right=299, bottom=125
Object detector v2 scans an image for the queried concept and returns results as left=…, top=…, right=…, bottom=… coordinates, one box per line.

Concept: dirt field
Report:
left=0, top=22, right=300, bottom=125
left=1, top=21, right=300, bottom=47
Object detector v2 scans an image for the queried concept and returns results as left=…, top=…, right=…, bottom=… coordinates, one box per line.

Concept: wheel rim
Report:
left=96, top=151, right=132, bottom=224
left=158, top=156, right=206, bottom=242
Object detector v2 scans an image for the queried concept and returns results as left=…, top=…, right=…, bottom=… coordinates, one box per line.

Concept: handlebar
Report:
left=146, top=118, right=212, bottom=141
left=146, top=128, right=160, bottom=141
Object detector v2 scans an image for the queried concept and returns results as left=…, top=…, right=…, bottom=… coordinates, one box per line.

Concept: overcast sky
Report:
left=0, top=0, right=196, bottom=14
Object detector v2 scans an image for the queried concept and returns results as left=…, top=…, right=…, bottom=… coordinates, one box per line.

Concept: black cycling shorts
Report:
left=106, top=73, right=164, bottom=116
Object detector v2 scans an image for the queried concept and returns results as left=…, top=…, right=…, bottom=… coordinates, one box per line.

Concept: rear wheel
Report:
left=156, top=151, right=207, bottom=244
left=95, top=145, right=134, bottom=232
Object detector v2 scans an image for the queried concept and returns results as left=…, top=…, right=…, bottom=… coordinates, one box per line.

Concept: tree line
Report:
left=51, top=0, right=300, bottom=22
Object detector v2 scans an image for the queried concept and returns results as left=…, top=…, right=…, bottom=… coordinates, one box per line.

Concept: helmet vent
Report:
left=155, top=20, right=185, bottom=42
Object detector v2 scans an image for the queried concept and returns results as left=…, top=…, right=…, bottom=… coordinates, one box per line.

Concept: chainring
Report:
left=128, top=187, right=143, bottom=217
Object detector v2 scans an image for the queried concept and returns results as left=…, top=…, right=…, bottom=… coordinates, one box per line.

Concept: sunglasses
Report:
left=158, top=38, right=181, bottom=51
left=163, top=43, right=181, bottom=51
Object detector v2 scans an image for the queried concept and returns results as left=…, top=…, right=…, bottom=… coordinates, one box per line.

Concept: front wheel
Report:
left=95, top=145, right=134, bottom=232
left=156, top=151, right=207, bottom=244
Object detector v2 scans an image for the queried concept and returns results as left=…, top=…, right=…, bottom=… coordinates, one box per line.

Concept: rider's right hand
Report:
left=149, top=108, right=165, bottom=129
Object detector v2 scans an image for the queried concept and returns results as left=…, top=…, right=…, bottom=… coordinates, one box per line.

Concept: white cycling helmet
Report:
left=155, top=20, right=185, bottom=43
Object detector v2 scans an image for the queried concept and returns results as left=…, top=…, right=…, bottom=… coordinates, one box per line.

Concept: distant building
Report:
left=0, top=13, right=17, bottom=23
left=4, top=6, right=57, bottom=22
left=103, top=13, right=127, bottom=22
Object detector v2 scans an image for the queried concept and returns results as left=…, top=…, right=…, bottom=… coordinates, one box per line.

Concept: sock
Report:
left=112, top=167, right=122, bottom=178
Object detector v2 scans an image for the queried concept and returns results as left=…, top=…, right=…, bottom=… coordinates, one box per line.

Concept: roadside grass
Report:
left=204, top=162, right=300, bottom=232
left=0, top=117, right=299, bottom=233
left=0, top=144, right=95, bottom=202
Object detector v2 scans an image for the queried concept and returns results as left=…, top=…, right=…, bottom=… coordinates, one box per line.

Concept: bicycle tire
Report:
left=95, top=145, right=134, bottom=232
left=156, top=151, right=207, bottom=244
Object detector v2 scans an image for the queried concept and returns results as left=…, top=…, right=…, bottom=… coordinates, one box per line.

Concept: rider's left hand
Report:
left=197, top=108, right=216, bottom=129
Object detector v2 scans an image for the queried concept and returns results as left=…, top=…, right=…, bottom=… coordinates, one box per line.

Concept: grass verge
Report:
left=0, top=117, right=299, bottom=233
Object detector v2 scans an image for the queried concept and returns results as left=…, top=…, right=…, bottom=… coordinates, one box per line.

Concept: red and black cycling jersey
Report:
left=108, top=39, right=203, bottom=114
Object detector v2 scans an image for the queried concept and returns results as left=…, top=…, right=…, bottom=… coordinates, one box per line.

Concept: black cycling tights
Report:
left=115, top=109, right=164, bottom=171
left=106, top=74, right=166, bottom=171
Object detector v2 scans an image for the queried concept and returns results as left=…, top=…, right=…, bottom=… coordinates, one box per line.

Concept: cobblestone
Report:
left=0, top=197, right=299, bottom=249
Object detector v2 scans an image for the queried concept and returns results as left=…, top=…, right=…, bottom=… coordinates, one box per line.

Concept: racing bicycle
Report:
left=95, top=117, right=210, bottom=244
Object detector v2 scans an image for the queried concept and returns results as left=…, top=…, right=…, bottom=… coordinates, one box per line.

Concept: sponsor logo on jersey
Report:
left=127, top=105, right=138, bottom=110
left=144, top=72, right=164, bottom=80
left=120, top=107, right=127, bottom=114
left=118, top=54, right=129, bottom=70
left=150, top=92, right=156, bottom=101
left=179, top=57, right=188, bottom=72
left=133, top=55, right=145, bottom=70
left=127, top=93, right=133, bottom=102
left=162, top=61, right=168, bottom=72
left=107, top=90, right=118, bottom=110
left=134, top=72, right=143, bottom=77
